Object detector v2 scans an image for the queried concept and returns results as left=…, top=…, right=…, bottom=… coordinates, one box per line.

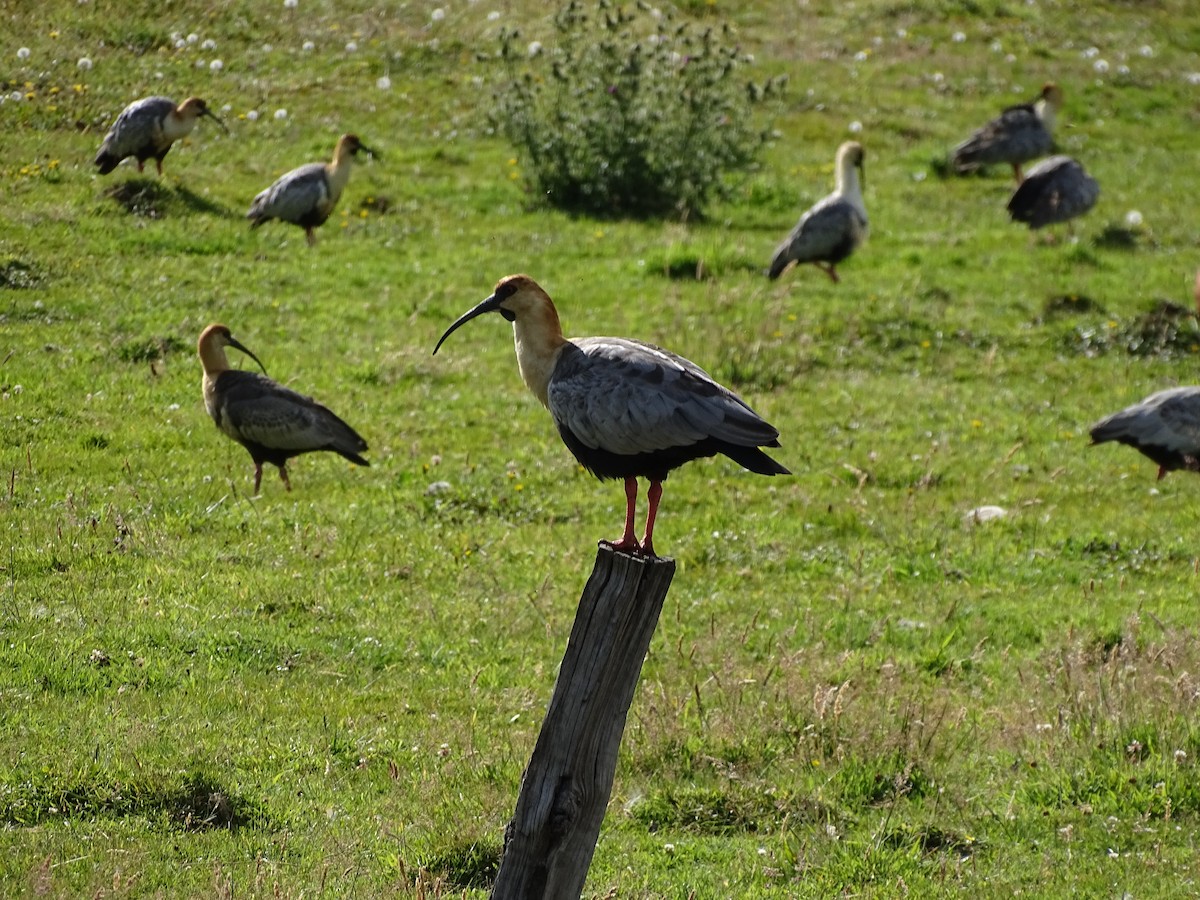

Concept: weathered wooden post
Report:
left=490, top=544, right=676, bottom=899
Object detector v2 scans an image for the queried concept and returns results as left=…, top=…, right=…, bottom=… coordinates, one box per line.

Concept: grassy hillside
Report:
left=2, top=0, right=1200, bottom=896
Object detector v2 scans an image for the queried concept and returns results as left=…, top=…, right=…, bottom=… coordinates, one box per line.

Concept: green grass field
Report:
left=3, top=0, right=1200, bottom=896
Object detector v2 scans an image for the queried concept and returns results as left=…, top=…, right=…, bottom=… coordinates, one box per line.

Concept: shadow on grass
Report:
left=2, top=769, right=270, bottom=831
left=104, top=179, right=237, bottom=219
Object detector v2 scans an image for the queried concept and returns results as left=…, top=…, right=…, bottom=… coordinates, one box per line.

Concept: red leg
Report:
left=156, top=159, right=164, bottom=177
left=305, top=227, right=317, bottom=247
left=253, top=463, right=264, bottom=494
left=1012, top=163, right=1024, bottom=184
left=136, top=160, right=145, bottom=173
left=1157, top=466, right=1167, bottom=481
left=816, top=262, right=840, bottom=283
left=605, top=478, right=641, bottom=553
left=280, top=464, right=292, bottom=491
left=640, top=480, right=664, bottom=558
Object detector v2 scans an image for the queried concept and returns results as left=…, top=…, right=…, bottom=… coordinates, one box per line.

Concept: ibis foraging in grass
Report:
left=198, top=324, right=369, bottom=494
left=1089, top=273, right=1200, bottom=481
left=1006, top=155, right=1098, bottom=232
left=768, top=141, right=867, bottom=284
left=432, top=275, right=790, bottom=557
left=952, top=83, right=1063, bottom=184
left=94, top=96, right=227, bottom=176
left=246, top=134, right=378, bottom=246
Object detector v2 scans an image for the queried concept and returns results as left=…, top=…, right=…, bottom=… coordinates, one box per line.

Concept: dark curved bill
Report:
left=229, top=336, right=268, bottom=375
left=432, top=293, right=502, bottom=355
left=203, top=108, right=230, bottom=134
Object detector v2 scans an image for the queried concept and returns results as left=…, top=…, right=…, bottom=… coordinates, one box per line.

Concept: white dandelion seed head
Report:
left=1187, top=72, right=1200, bottom=85
left=376, top=75, right=391, bottom=90
left=1117, top=64, right=1129, bottom=75
left=527, top=41, right=543, bottom=57
left=175, top=38, right=186, bottom=49
left=17, top=47, right=31, bottom=60
left=77, top=57, right=93, bottom=70
left=487, top=10, right=500, bottom=21
left=873, top=36, right=883, bottom=47
left=9, top=90, right=23, bottom=102
left=201, top=38, right=217, bottom=50
left=1125, top=210, right=1143, bottom=227
left=952, top=31, right=966, bottom=43
left=1094, top=59, right=1109, bottom=73
left=471, top=75, right=484, bottom=87
left=932, top=71, right=945, bottom=83
left=1005, top=53, right=1017, bottom=63
left=302, top=40, right=315, bottom=51
left=1083, top=46, right=1099, bottom=58
left=273, top=107, right=287, bottom=120
left=895, top=28, right=907, bottom=38
left=262, top=43, right=272, bottom=52
left=345, top=41, right=358, bottom=52
left=209, top=59, right=223, bottom=71
left=990, top=40, right=1003, bottom=52
left=854, top=50, right=868, bottom=62
left=431, top=7, right=445, bottom=20
left=195, top=59, right=206, bottom=68
left=1139, top=45, right=1153, bottom=57
left=284, top=0, right=297, bottom=7
left=848, top=120, right=863, bottom=133
left=1175, top=749, right=1188, bottom=763
left=246, top=109, right=259, bottom=121
left=187, top=33, right=199, bottom=44
left=220, top=103, right=231, bottom=113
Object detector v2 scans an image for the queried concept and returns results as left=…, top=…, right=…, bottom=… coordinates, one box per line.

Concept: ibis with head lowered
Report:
left=94, top=96, right=227, bottom=177
left=768, top=141, right=867, bottom=284
left=1006, top=155, right=1098, bottom=232
left=246, top=134, right=377, bottom=246
left=433, top=275, right=789, bottom=557
left=198, top=324, right=369, bottom=494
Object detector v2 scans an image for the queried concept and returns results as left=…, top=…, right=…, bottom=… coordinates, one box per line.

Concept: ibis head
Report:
left=336, top=133, right=380, bottom=162
left=178, top=97, right=229, bottom=134
left=197, top=323, right=268, bottom=376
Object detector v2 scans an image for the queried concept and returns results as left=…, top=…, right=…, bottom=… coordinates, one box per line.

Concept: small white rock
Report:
left=964, top=505, right=1008, bottom=523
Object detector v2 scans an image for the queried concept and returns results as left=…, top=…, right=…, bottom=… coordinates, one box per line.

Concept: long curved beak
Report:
left=203, top=107, right=230, bottom=134
left=229, top=336, right=268, bottom=375
left=360, top=142, right=381, bottom=161
left=432, top=293, right=503, bottom=355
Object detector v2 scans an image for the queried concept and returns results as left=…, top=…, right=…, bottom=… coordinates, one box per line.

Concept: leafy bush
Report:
left=490, top=0, right=785, bottom=219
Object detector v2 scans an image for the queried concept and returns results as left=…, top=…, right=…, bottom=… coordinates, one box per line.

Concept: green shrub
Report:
left=490, top=0, right=784, bottom=219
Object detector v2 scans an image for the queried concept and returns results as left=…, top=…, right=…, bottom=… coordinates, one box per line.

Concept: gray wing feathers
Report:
left=218, top=372, right=366, bottom=453
left=247, top=164, right=330, bottom=223
left=549, top=339, right=777, bottom=455
left=954, top=105, right=1051, bottom=169
left=100, top=97, right=175, bottom=158
left=771, top=197, right=865, bottom=273
left=1007, top=156, right=1098, bottom=228
left=1092, top=388, right=1200, bottom=452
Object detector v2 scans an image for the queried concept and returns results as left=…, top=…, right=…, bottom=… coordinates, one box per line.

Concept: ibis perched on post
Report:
left=198, top=324, right=369, bottom=494
left=433, top=275, right=789, bottom=557
left=1089, top=273, right=1200, bottom=480
left=952, top=83, right=1063, bottom=184
left=1006, top=155, right=1099, bottom=232
left=246, top=134, right=378, bottom=246
left=768, top=141, right=868, bottom=284
left=94, top=96, right=227, bottom=176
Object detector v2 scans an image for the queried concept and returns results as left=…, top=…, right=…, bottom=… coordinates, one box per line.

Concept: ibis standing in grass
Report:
left=952, top=82, right=1063, bottom=183
left=1006, top=155, right=1099, bottom=233
left=94, top=96, right=227, bottom=176
left=433, top=275, right=789, bottom=557
left=246, top=134, right=378, bottom=246
left=767, top=141, right=868, bottom=284
left=198, top=324, right=369, bottom=494
left=1089, top=273, right=1200, bottom=480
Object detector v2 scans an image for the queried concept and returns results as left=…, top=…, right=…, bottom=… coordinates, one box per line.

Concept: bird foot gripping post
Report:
left=490, top=544, right=675, bottom=900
